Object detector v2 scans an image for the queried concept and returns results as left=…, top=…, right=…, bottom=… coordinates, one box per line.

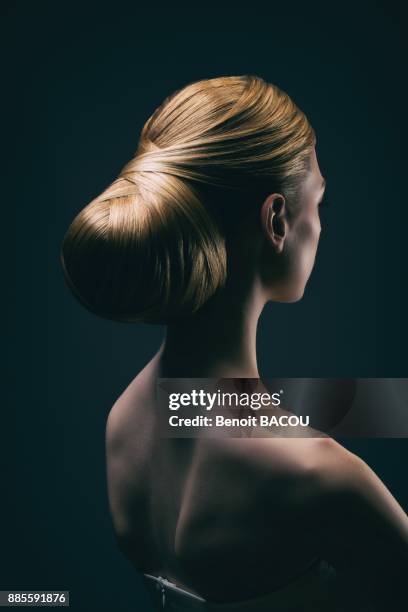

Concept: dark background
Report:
left=4, top=1, right=408, bottom=610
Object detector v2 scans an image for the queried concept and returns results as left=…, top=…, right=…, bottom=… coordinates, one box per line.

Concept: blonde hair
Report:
left=61, top=75, right=316, bottom=324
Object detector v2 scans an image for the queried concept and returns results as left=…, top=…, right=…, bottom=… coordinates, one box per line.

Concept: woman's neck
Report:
left=158, top=280, right=266, bottom=378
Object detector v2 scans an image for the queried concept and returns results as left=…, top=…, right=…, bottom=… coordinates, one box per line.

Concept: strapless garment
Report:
left=142, top=557, right=376, bottom=611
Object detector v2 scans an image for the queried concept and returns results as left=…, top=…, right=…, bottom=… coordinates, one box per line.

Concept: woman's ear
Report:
left=260, top=193, right=287, bottom=253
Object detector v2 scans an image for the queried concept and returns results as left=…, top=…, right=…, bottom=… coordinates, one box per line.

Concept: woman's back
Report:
left=106, top=358, right=321, bottom=596
left=105, top=355, right=408, bottom=609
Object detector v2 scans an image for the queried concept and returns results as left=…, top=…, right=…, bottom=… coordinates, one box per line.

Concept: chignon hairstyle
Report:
left=61, top=75, right=316, bottom=324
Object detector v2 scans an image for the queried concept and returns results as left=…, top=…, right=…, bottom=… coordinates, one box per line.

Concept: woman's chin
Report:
left=270, top=286, right=306, bottom=303
left=285, top=292, right=305, bottom=303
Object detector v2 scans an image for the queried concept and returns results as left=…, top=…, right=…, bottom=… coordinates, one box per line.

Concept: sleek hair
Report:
left=61, top=75, right=316, bottom=324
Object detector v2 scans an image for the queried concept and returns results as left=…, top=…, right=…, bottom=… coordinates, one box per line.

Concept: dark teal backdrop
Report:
left=4, top=1, right=407, bottom=610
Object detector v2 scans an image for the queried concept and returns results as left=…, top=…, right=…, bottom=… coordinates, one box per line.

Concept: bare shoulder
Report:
left=106, top=356, right=158, bottom=456
left=298, top=437, right=408, bottom=606
left=210, top=435, right=408, bottom=552
left=251, top=436, right=408, bottom=605
left=276, top=435, right=408, bottom=539
left=105, top=359, right=157, bottom=536
left=307, top=437, right=408, bottom=536
left=105, top=359, right=158, bottom=562
left=206, top=435, right=350, bottom=484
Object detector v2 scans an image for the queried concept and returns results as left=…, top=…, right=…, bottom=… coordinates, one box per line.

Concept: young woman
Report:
left=61, top=75, right=408, bottom=611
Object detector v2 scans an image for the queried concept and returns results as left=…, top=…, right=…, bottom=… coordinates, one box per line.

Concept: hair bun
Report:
left=60, top=165, right=227, bottom=324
